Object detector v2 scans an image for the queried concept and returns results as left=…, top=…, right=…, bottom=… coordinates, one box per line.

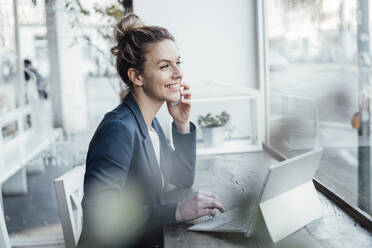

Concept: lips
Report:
left=165, top=83, right=180, bottom=89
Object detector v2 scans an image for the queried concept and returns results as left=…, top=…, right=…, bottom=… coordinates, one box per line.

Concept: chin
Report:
left=165, top=93, right=180, bottom=103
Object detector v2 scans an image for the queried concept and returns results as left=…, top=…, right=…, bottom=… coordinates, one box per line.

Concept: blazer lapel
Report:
left=123, top=93, right=163, bottom=199
left=122, top=92, right=148, bottom=137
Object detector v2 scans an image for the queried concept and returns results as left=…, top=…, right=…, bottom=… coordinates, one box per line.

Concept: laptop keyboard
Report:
left=189, top=208, right=251, bottom=231
left=211, top=217, right=248, bottom=230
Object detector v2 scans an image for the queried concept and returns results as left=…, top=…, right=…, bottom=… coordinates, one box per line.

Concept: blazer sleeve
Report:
left=162, top=121, right=197, bottom=188
left=82, top=119, right=134, bottom=203
left=80, top=118, right=180, bottom=246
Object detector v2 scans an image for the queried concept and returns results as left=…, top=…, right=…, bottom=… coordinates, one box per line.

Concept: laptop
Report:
left=188, top=144, right=323, bottom=243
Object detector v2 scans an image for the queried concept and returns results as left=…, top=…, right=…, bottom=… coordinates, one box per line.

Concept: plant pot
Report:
left=201, top=127, right=225, bottom=147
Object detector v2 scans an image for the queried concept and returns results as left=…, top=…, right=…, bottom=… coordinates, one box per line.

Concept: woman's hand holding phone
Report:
left=170, top=86, right=183, bottom=107
left=167, top=82, right=191, bottom=133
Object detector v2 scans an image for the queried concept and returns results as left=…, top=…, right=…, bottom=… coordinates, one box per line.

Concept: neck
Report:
left=131, top=88, right=163, bottom=130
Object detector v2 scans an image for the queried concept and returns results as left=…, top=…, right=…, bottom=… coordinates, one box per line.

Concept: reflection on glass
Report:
left=23, top=113, right=32, bottom=130
left=267, top=0, right=371, bottom=216
left=2, top=120, right=18, bottom=140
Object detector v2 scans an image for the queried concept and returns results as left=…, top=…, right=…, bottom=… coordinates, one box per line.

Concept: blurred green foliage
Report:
left=198, top=111, right=230, bottom=128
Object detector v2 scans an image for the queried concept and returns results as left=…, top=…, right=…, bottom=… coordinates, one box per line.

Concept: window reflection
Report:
left=267, top=0, right=371, bottom=216
left=266, top=0, right=371, bottom=214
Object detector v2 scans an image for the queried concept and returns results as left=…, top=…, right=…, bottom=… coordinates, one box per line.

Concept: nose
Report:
left=172, top=64, right=183, bottom=81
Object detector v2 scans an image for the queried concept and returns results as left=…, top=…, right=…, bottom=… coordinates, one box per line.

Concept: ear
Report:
left=128, top=68, right=143, bottom=87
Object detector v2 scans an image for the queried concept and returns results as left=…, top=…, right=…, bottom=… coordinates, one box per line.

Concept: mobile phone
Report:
left=171, top=86, right=184, bottom=106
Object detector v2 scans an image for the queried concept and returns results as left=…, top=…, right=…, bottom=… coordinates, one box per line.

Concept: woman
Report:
left=77, top=14, right=224, bottom=248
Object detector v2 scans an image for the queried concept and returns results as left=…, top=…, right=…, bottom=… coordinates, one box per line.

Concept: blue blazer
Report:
left=78, top=92, right=196, bottom=248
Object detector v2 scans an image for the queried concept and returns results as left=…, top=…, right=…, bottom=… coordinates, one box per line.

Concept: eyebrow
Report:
left=157, top=56, right=181, bottom=64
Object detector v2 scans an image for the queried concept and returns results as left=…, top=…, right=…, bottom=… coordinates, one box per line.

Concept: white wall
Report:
left=133, top=0, right=258, bottom=89
left=55, top=9, right=88, bottom=133
left=134, top=0, right=260, bottom=139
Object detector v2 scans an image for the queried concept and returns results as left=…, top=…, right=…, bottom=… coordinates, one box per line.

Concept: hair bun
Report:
left=114, top=13, right=144, bottom=40
left=111, top=13, right=144, bottom=56
left=110, top=13, right=175, bottom=90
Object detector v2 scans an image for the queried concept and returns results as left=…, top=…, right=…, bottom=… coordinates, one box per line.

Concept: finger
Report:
left=193, top=191, right=220, bottom=202
left=192, top=191, right=208, bottom=200
left=181, top=98, right=191, bottom=105
left=201, top=199, right=225, bottom=212
left=209, top=208, right=217, bottom=217
left=180, top=89, right=191, bottom=96
left=180, top=82, right=190, bottom=90
left=192, top=192, right=215, bottom=205
left=181, top=90, right=191, bottom=100
left=198, top=193, right=224, bottom=211
left=197, top=208, right=216, bottom=218
left=212, top=201, right=225, bottom=212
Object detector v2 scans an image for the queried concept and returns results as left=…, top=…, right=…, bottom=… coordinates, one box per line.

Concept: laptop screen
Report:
left=261, top=149, right=323, bottom=202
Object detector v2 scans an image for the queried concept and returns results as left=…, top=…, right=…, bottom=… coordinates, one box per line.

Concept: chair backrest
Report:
left=54, top=166, right=85, bottom=248
left=0, top=204, right=11, bottom=248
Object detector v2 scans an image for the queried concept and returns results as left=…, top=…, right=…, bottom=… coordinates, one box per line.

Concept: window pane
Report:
left=267, top=0, right=372, bottom=216
left=0, top=0, right=63, bottom=242
left=0, top=0, right=18, bottom=114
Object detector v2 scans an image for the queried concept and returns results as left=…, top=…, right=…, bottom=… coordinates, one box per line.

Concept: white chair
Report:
left=54, top=165, right=85, bottom=248
left=0, top=204, right=11, bottom=248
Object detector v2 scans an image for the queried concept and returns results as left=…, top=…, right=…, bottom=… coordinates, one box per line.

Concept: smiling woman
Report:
left=132, top=39, right=183, bottom=104
left=77, top=14, right=224, bottom=248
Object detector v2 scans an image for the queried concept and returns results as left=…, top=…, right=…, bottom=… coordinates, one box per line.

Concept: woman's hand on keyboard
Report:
left=175, top=191, right=225, bottom=222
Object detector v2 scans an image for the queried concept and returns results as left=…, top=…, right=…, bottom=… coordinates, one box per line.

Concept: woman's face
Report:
left=139, top=39, right=183, bottom=103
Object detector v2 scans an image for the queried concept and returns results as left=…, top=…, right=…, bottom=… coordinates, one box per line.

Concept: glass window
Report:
left=190, top=82, right=261, bottom=155
left=0, top=0, right=62, bottom=242
left=0, top=0, right=18, bottom=114
left=266, top=0, right=372, bottom=217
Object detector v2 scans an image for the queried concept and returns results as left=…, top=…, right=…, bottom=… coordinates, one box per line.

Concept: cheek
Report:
left=145, top=76, right=166, bottom=95
left=144, top=70, right=171, bottom=94
left=153, top=72, right=170, bottom=87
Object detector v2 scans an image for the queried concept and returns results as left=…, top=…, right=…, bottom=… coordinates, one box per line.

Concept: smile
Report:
left=165, top=83, right=179, bottom=89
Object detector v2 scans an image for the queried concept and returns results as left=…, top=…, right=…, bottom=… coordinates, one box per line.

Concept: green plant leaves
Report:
left=197, top=111, right=230, bottom=128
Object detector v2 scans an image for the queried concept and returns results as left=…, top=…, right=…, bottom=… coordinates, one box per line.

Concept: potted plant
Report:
left=197, top=111, right=230, bottom=147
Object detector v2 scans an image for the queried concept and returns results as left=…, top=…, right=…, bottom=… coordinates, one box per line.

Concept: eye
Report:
left=176, top=61, right=182, bottom=66
left=160, top=64, right=168, bottom=69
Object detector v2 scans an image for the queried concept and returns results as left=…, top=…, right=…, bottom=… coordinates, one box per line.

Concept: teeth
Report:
left=165, top=84, right=178, bottom=88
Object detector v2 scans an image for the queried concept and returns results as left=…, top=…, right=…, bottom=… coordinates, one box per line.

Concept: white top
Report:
left=148, top=128, right=164, bottom=190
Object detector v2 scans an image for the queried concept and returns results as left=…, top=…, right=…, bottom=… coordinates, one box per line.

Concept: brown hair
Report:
left=111, top=14, right=175, bottom=89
